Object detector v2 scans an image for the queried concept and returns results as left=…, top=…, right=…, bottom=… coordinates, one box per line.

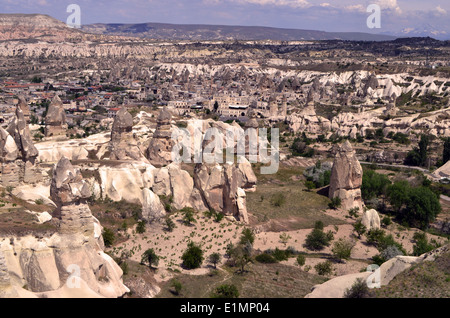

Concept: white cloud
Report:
left=435, top=5, right=447, bottom=16
left=344, top=4, right=365, bottom=13
left=231, top=0, right=310, bottom=8
left=377, top=0, right=402, bottom=15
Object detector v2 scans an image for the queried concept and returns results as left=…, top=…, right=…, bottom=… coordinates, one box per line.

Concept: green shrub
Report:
left=296, top=254, right=306, bottom=266
left=272, top=248, right=289, bottom=262
left=119, top=261, right=129, bottom=275
left=353, top=220, right=367, bottom=238
left=181, top=207, right=196, bottom=225
left=165, top=217, right=176, bottom=232
left=136, top=220, right=146, bottom=234
left=239, top=228, right=255, bottom=245
left=102, top=228, right=115, bottom=247
left=332, top=238, right=354, bottom=261
left=315, top=261, right=333, bottom=276
left=304, top=228, right=332, bottom=251
left=255, top=253, right=277, bottom=264
left=181, top=242, right=204, bottom=269
left=212, top=284, right=239, bottom=298
left=344, top=278, right=374, bottom=298
left=328, top=197, right=342, bottom=209
left=171, top=279, right=183, bottom=296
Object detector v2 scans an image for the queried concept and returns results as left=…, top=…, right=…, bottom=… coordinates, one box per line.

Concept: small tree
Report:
left=181, top=242, right=204, bottom=269
left=208, top=253, right=221, bottom=269
left=165, top=217, right=176, bottom=232
left=332, top=238, right=354, bottom=262
left=141, top=248, right=159, bottom=269
left=231, top=243, right=253, bottom=273
left=225, top=243, right=235, bottom=259
left=182, top=207, right=196, bottom=226
left=136, top=220, right=146, bottom=234
left=102, top=228, right=115, bottom=247
left=353, top=220, right=367, bottom=239
left=239, top=228, right=255, bottom=245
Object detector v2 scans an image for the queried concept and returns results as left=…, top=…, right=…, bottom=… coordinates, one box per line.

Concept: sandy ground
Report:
left=113, top=207, right=448, bottom=282
left=113, top=212, right=247, bottom=282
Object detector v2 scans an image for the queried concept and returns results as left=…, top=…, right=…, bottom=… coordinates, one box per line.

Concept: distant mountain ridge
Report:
left=81, top=21, right=397, bottom=42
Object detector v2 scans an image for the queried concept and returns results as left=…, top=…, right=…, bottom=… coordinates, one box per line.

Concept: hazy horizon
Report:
left=0, top=0, right=449, bottom=39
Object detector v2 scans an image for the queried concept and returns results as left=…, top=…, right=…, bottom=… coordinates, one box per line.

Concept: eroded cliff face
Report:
left=329, top=141, right=364, bottom=211
left=0, top=157, right=129, bottom=298
left=1, top=105, right=42, bottom=186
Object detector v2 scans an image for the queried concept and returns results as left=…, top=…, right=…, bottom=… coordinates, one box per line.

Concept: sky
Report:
left=1, top=0, right=449, bottom=37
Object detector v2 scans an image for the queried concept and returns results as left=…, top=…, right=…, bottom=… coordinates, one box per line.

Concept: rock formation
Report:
left=329, top=141, right=364, bottom=211
left=50, top=157, right=93, bottom=234
left=17, top=95, right=31, bottom=124
left=194, top=159, right=257, bottom=223
left=1, top=105, right=41, bottom=185
left=146, top=108, right=174, bottom=165
left=44, top=95, right=67, bottom=138
left=361, top=209, right=381, bottom=231
left=0, top=157, right=129, bottom=298
left=109, top=108, right=146, bottom=161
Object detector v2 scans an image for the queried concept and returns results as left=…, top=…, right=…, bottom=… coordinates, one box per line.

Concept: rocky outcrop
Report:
left=329, top=141, right=363, bottom=211
left=44, top=95, right=67, bottom=138
left=1, top=105, right=41, bottom=186
left=0, top=157, right=129, bottom=298
left=194, top=159, right=257, bottom=222
left=0, top=250, right=18, bottom=298
left=109, top=108, right=146, bottom=161
left=17, top=95, right=31, bottom=124
left=361, top=209, right=381, bottom=231
left=146, top=108, right=174, bottom=165
left=50, top=157, right=93, bottom=235
left=287, top=103, right=331, bottom=135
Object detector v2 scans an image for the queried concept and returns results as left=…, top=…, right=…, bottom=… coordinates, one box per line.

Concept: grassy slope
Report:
left=155, top=262, right=327, bottom=298
left=247, top=164, right=345, bottom=231
left=375, top=248, right=450, bottom=298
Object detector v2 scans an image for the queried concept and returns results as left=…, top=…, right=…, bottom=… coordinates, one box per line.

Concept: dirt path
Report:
left=200, top=266, right=232, bottom=298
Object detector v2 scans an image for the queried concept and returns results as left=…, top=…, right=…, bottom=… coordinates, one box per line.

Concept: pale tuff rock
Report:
left=7, top=105, right=39, bottom=161
left=194, top=158, right=256, bottom=222
left=0, top=250, right=18, bottom=298
left=142, top=188, right=166, bottom=222
left=109, top=108, right=147, bottom=161
left=2, top=105, right=41, bottom=186
left=361, top=209, right=381, bottom=231
left=50, top=157, right=93, bottom=235
left=17, top=95, right=31, bottom=124
left=44, top=95, right=67, bottom=138
left=146, top=108, right=174, bottom=165
left=433, top=160, right=450, bottom=179
left=287, top=104, right=331, bottom=135
left=305, top=254, right=423, bottom=298
left=0, top=157, right=130, bottom=297
left=329, top=141, right=364, bottom=211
